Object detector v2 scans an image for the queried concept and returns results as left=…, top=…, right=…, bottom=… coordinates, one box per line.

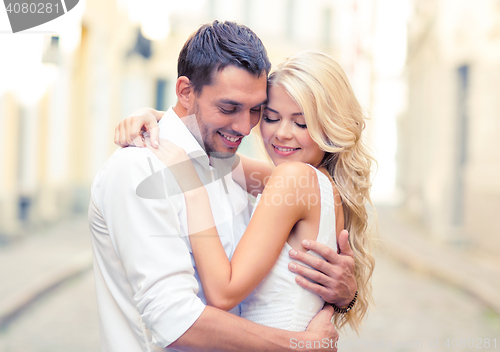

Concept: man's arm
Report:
left=96, top=148, right=206, bottom=346
left=171, top=305, right=338, bottom=352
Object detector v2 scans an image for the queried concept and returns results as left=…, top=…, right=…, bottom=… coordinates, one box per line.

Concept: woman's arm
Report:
left=149, top=141, right=312, bottom=310
left=186, top=162, right=313, bottom=310
left=232, top=153, right=274, bottom=196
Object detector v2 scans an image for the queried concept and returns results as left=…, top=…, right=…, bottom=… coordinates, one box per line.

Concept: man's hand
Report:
left=114, top=108, right=162, bottom=148
left=289, top=230, right=357, bottom=307
left=297, top=305, right=338, bottom=351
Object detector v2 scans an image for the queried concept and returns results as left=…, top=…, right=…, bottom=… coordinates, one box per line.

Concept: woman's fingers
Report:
left=119, top=122, right=128, bottom=147
left=114, top=108, right=160, bottom=147
left=147, top=139, right=190, bottom=167
left=114, top=126, right=121, bottom=147
left=124, top=122, right=134, bottom=147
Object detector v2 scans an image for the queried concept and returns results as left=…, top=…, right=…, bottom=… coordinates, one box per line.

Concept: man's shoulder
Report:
left=92, top=147, right=166, bottom=192
left=101, top=147, right=165, bottom=172
left=109, top=146, right=152, bottom=164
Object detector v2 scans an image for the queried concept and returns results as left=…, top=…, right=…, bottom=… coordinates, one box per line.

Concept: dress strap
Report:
left=304, top=164, right=337, bottom=250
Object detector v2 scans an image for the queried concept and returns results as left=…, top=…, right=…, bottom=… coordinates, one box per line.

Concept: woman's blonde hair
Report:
left=268, top=51, right=375, bottom=333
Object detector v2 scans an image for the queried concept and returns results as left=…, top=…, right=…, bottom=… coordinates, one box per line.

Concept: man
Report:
left=90, top=20, right=356, bottom=351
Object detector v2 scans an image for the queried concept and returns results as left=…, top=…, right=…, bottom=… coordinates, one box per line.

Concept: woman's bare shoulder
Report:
left=267, top=162, right=320, bottom=192
left=271, top=161, right=315, bottom=177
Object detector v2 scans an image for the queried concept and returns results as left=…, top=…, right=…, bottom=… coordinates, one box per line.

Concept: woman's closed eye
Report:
left=295, top=122, right=307, bottom=129
left=263, top=115, right=279, bottom=123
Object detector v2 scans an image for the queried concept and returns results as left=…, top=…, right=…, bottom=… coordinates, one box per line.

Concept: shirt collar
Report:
left=158, top=107, right=211, bottom=170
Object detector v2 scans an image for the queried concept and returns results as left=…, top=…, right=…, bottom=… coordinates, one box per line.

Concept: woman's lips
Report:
left=272, top=144, right=300, bottom=156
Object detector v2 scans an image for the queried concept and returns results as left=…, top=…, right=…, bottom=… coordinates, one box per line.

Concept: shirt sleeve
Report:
left=96, top=147, right=205, bottom=347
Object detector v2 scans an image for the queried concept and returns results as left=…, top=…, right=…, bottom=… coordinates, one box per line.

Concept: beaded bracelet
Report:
left=330, top=291, right=357, bottom=314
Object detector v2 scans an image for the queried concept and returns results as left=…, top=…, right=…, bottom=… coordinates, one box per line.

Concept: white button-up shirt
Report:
left=89, top=108, right=252, bottom=351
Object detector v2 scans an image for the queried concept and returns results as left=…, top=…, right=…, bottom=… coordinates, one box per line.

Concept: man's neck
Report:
left=173, top=101, right=188, bottom=118
left=172, top=101, right=207, bottom=157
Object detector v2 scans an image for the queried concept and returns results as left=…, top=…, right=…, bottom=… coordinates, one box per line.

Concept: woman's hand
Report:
left=146, top=139, right=203, bottom=193
left=114, top=108, right=163, bottom=148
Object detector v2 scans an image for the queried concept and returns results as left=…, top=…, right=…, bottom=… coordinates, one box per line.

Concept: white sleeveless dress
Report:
left=240, top=164, right=337, bottom=331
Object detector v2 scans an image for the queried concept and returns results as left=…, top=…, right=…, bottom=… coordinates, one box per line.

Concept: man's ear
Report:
left=176, top=76, right=193, bottom=110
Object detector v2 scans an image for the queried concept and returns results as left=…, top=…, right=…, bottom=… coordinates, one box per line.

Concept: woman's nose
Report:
left=275, top=121, right=293, bottom=140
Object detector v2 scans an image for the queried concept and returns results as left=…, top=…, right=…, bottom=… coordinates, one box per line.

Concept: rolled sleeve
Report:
left=94, top=147, right=205, bottom=347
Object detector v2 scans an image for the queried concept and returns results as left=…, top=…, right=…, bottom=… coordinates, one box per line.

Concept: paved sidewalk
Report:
left=376, top=205, right=500, bottom=315
left=0, top=216, right=92, bottom=330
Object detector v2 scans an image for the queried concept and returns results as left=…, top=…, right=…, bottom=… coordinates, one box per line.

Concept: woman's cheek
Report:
left=260, top=123, right=271, bottom=143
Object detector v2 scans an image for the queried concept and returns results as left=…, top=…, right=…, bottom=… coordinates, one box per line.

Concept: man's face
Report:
left=187, top=65, right=268, bottom=158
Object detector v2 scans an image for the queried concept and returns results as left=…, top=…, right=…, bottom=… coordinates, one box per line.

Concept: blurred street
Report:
left=0, top=209, right=498, bottom=352
left=0, top=271, right=99, bottom=352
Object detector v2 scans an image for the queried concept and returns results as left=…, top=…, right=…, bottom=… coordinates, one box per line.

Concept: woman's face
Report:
left=260, top=84, right=325, bottom=167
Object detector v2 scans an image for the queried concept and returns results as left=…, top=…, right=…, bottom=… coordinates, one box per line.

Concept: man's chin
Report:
left=205, top=137, right=240, bottom=159
left=208, top=150, right=237, bottom=159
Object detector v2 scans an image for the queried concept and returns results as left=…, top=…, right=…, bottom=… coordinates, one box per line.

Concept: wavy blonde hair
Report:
left=268, top=51, right=375, bottom=333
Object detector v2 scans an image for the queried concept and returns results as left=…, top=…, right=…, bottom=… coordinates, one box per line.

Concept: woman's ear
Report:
left=176, top=76, right=193, bottom=110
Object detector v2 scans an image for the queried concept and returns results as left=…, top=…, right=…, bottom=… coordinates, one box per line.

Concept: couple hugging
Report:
left=89, top=20, right=375, bottom=351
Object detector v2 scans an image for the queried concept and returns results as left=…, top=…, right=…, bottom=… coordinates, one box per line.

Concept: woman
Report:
left=124, top=51, right=374, bottom=332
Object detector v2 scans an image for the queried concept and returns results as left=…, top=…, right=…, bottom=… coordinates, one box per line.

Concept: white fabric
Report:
left=88, top=107, right=252, bottom=351
left=240, top=164, right=337, bottom=331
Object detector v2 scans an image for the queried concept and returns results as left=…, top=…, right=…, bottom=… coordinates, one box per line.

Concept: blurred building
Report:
left=0, top=0, right=376, bottom=239
left=0, top=0, right=147, bottom=237
left=401, top=0, right=500, bottom=255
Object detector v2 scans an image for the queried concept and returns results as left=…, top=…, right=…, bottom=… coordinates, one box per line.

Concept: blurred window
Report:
left=208, top=0, right=216, bottom=20
left=453, top=64, right=469, bottom=226
left=285, top=0, right=296, bottom=41
left=243, top=0, right=251, bottom=26
left=155, top=79, right=170, bottom=112
left=322, top=8, right=333, bottom=47
left=128, top=28, right=151, bottom=60
left=42, top=35, right=60, bottom=65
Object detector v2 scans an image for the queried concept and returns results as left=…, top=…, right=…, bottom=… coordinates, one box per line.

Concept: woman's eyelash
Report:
left=263, top=115, right=307, bottom=128
left=263, top=116, right=278, bottom=123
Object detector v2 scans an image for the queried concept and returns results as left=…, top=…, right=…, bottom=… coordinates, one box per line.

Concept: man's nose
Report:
left=232, top=110, right=253, bottom=136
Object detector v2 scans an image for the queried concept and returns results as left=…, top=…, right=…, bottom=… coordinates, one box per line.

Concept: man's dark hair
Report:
left=177, top=20, right=271, bottom=94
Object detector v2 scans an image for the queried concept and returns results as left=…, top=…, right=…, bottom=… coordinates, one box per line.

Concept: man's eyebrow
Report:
left=218, top=99, right=242, bottom=106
